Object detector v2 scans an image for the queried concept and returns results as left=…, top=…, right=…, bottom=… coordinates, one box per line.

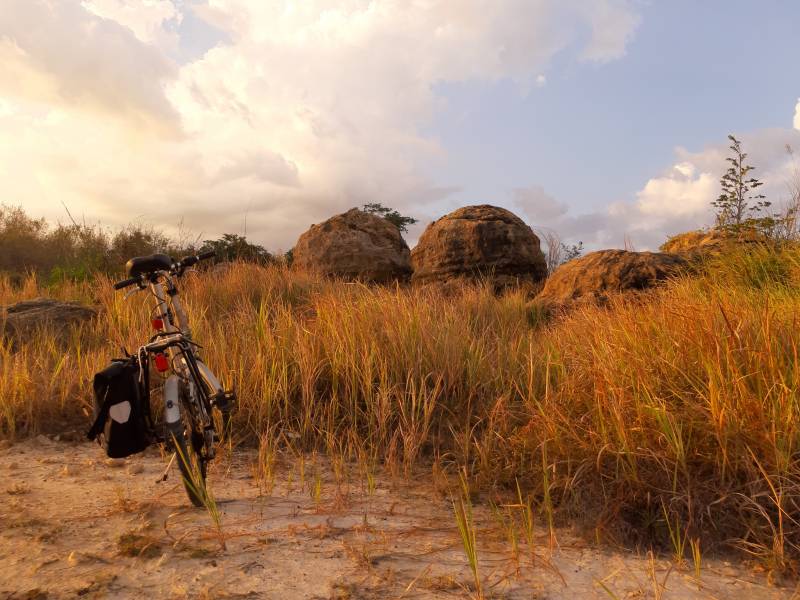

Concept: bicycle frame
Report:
left=148, top=275, right=225, bottom=389
left=139, top=270, right=226, bottom=458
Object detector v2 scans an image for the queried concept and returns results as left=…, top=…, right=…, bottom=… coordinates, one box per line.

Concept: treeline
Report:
left=0, top=206, right=275, bottom=283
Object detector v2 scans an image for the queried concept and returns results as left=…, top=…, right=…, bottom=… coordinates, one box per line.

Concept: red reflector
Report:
left=154, top=353, right=169, bottom=372
left=151, top=318, right=164, bottom=330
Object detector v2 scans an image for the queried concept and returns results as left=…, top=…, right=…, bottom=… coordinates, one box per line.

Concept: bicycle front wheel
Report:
left=168, top=419, right=208, bottom=507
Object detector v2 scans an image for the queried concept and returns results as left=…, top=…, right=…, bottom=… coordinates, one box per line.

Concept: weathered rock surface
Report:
left=537, top=250, right=687, bottom=306
left=411, top=205, right=547, bottom=288
left=2, top=298, right=97, bottom=342
left=293, top=209, right=412, bottom=283
left=660, top=228, right=764, bottom=257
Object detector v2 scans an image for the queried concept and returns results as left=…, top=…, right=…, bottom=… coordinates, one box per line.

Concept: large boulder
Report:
left=2, top=298, right=97, bottom=345
left=293, top=208, right=412, bottom=282
left=537, top=250, right=687, bottom=307
left=411, top=205, right=547, bottom=288
left=660, top=228, right=764, bottom=257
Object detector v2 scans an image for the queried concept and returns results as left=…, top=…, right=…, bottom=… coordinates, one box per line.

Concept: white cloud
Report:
left=520, top=126, right=800, bottom=251
left=635, top=162, right=716, bottom=219
left=0, top=1, right=178, bottom=128
left=2, top=0, right=640, bottom=249
left=82, top=0, right=181, bottom=46
left=579, top=1, right=641, bottom=62
left=795, top=98, right=800, bottom=130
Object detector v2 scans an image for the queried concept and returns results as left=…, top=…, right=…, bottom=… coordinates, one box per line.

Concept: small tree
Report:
left=362, top=203, right=418, bottom=233
left=541, top=230, right=583, bottom=274
left=712, top=135, right=771, bottom=233
left=201, top=233, right=272, bottom=264
left=562, top=240, right=584, bottom=263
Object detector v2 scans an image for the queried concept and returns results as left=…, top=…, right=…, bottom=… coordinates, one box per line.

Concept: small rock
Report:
left=6, top=482, right=30, bottom=495
left=38, top=457, right=58, bottom=465
left=105, top=458, right=125, bottom=468
left=127, top=463, right=144, bottom=475
left=59, top=430, right=81, bottom=443
left=61, top=464, right=75, bottom=477
left=0, top=439, right=12, bottom=450
left=7, top=461, right=19, bottom=470
left=67, top=551, right=80, bottom=567
left=34, top=434, right=52, bottom=446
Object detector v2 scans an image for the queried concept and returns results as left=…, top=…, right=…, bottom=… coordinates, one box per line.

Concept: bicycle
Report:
left=113, top=251, right=234, bottom=506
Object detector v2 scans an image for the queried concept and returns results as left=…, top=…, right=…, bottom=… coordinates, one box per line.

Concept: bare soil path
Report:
left=0, top=436, right=795, bottom=599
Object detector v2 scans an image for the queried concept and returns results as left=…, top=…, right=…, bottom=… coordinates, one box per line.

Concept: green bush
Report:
left=0, top=205, right=273, bottom=283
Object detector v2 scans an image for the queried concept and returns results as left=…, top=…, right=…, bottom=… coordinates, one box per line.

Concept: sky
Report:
left=1, top=0, right=799, bottom=252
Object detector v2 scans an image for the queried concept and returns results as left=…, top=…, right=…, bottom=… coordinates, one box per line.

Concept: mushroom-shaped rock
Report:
left=411, top=205, right=547, bottom=288
left=2, top=298, right=97, bottom=345
left=660, top=228, right=764, bottom=257
left=536, top=250, right=687, bottom=306
left=293, top=208, right=412, bottom=282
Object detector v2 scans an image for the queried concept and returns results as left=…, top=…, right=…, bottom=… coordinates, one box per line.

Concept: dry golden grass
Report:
left=2, top=245, right=799, bottom=571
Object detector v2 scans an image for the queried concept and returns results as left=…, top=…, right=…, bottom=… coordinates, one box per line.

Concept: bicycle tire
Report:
left=168, top=419, right=208, bottom=507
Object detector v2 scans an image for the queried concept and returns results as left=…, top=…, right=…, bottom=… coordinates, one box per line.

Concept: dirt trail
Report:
left=0, top=436, right=793, bottom=599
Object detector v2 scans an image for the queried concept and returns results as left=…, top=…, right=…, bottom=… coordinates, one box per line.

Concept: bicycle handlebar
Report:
left=113, top=276, right=140, bottom=290
left=176, top=250, right=215, bottom=270
left=114, top=251, right=216, bottom=291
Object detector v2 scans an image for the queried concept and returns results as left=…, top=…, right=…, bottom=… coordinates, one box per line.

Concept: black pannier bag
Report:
left=87, top=355, right=152, bottom=458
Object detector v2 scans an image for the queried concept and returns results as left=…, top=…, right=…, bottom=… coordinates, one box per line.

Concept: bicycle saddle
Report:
left=125, top=254, right=173, bottom=277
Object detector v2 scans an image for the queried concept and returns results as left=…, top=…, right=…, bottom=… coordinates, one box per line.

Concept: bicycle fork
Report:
left=164, top=361, right=224, bottom=454
left=163, top=375, right=182, bottom=426
left=155, top=376, right=182, bottom=484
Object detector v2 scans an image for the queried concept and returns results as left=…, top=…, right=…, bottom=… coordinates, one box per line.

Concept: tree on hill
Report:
left=362, top=203, right=418, bottom=233
left=712, top=134, right=772, bottom=234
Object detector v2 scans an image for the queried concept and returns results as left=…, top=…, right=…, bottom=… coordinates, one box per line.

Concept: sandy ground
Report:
left=0, top=436, right=796, bottom=600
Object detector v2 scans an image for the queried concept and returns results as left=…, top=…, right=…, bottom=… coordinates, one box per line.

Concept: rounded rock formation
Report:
left=293, top=208, right=412, bottom=283
left=536, top=250, right=687, bottom=306
left=660, top=228, right=764, bottom=257
left=2, top=298, right=97, bottom=347
left=411, top=205, right=547, bottom=288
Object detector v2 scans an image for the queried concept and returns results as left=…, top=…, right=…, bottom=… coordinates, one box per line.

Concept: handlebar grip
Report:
left=113, top=277, right=139, bottom=290
left=198, top=250, right=215, bottom=260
